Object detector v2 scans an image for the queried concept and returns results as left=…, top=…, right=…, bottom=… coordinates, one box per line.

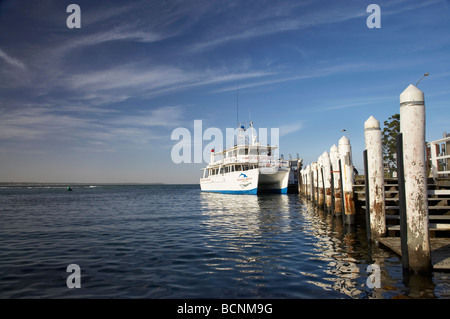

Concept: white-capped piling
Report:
left=322, top=151, right=332, bottom=213
left=308, top=164, right=313, bottom=201
left=338, top=136, right=355, bottom=224
left=301, top=167, right=305, bottom=197
left=302, top=166, right=310, bottom=198
left=312, top=162, right=318, bottom=204
left=297, top=159, right=303, bottom=194
left=330, top=144, right=342, bottom=216
left=299, top=169, right=304, bottom=196
left=399, top=84, right=431, bottom=271
left=317, top=155, right=325, bottom=207
left=364, top=116, right=386, bottom=239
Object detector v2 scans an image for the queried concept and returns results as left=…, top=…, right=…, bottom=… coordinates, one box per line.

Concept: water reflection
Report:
left=198, top=192, right=446, bottom=298
left=200, top=192, right=292, bottom=235
left=298, top=200, right=442, bottom=299
left=299, top=200, right=364, bottom=298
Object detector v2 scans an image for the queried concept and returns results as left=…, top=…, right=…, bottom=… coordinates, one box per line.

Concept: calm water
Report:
left=1, top=184, right=449, bottom=299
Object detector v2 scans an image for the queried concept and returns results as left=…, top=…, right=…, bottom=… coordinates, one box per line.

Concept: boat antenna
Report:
left=236, top=81, right=239, bottom=127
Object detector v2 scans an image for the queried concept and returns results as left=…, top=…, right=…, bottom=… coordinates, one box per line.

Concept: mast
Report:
left=236, top=81, right=239, bottom=127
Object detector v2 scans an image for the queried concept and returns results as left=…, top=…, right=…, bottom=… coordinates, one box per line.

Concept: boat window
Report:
left=238, top=147, right=248, bottom=156
left=235, top=165, right=242, bottom=171
left=249, top=148, right=258, bottom=155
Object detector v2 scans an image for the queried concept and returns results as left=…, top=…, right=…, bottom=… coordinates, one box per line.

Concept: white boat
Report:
left=200, top=122, right=290, bottom=194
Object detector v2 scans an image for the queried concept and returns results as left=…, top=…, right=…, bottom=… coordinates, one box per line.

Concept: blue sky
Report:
left=0, top=0, right=449, bottom=184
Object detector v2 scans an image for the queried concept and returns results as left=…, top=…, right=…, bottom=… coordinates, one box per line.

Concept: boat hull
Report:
left=258, top=169, right=289, bottom=194
left=200, top=168, right=289, bottom=195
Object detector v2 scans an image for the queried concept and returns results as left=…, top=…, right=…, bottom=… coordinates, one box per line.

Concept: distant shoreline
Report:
left=0, top=182, right=197, bottom=186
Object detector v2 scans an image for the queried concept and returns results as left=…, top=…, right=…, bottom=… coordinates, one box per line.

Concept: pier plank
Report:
left=379, top=238, right=450, bottom=270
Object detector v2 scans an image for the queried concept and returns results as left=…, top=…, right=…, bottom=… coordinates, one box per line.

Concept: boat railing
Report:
left=210, top=156, right=289, bottom=168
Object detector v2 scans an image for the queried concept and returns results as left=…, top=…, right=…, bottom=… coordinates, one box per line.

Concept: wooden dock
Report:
left=379, top=237, right=450, bottom=271
left=353, top=177, right=450, bottom=271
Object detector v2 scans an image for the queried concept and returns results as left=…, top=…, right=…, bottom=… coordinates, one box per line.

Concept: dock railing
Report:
left=428, top=135, right=450, bottom=180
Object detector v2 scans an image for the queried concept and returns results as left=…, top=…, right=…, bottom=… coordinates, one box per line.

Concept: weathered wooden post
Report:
left=303, top=167, right=308, bottom=197
left=303, top=167, right=307, bottom=198
left=338, top=136, right=355, bottom=225
left=363, top=150, right=371, bottom=243
left=364, top=116, right=386, bottom=240
left=298, top=159, right=303, bottom=194
left=312, top=162, right=318, bottom=205
left=303, top=168, right=308, bottom=198
left=299, top=169, right=304, bottom=196
left=317, top=155, right=325, bottom=208
left=308, top=164, right=314, bottom=201
left=399, top=84, right=431, bottom=272
left=330, top=144, right=342, bottom=216
left=322, top=151, right=332, bottom=214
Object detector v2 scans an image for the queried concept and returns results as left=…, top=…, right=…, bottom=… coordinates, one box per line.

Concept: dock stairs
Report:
left=354, top=177, right=450, bottom=237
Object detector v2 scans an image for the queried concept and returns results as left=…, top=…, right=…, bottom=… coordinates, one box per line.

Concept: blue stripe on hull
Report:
left=258, top=187, right=288, bottom=194
left=202, top=188, right=258, bottom=195
left=201, top=187, right=287, bottom=195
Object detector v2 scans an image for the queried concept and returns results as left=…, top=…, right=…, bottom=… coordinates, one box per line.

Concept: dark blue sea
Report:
left=1, top=184, right=449, bottom=299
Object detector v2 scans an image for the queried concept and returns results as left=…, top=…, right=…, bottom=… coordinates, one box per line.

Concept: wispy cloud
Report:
left=0, top=104, right=185, bottom=152
left=109, top=106, right=184, bottom=128
left=0, top=48, right=26, bottom=69
left=63, top=62, right=275, bottom=104
left=189, top=1, right=365, bottom=53
left=310, top=96, right=393, bottom=113
left=190, top=0, right=443, bottom=53
left=280, top=121, right=303, bottom=137
left=212, top=63, right=372, bottom=93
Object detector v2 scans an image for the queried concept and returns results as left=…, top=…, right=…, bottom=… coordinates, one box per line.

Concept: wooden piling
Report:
left=363, top=150, right=371, bottom=243
left=322, top=151, right=332, bottom=213
left=364, top=116, right=386, bottom=240
left=309, top=164, right=314, bottom=202
left=338, top=136, right=355, bottom=225
left=396, top=133, right=410, bottom=269
left=303, top=166, right=309, bottom=199
left=297, top=159, right=302, bottom=194
left=300, top=169, right=305, bottom=196
left=330, top=144, right=342, bottom=216
left=303, top=166, right=309, bottom=198
left=399, top=84, right=431, bottom=272
left=312, top=162, right=318, bottom=205
left=317, top=155, right=325, bottom=208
